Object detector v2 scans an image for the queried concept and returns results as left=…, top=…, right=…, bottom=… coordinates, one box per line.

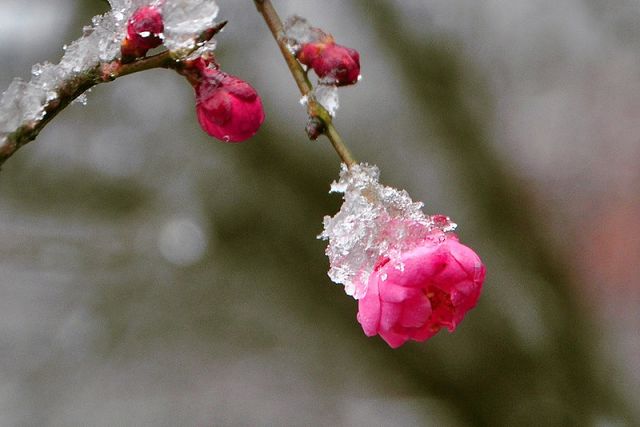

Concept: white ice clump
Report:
left=319, top=163, right=457, bottom=299
left=0, top=79, right=47, bottom=141
left=162, top=0, right=219, bottom=52
left=314, top=84, right=339, bottom=116
left=59, top=9, right=129, bottom=76
left=283, top=15, right=328, bottom=53
left=0, top=8, right=129, bottom=145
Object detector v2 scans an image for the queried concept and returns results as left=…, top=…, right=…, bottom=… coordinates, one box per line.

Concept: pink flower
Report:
left=297, top=41, right=361, bottom=86
left=121, top=6, right=164, bottom=61
left=183, top=58, right=265, bottom=142
left=357, top=235, right=485, bottom=348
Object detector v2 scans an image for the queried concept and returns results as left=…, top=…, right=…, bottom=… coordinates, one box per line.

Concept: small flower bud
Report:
left=305, top=116, right=325, bottom=140
left=121, top=6, right=164, bottom=62
left=182, top=58, right=265, bottom=143
left=297, top=41, right=360, bottom=86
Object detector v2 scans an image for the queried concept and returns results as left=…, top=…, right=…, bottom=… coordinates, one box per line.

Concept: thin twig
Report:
left=253, top=0, right=356, bottom=167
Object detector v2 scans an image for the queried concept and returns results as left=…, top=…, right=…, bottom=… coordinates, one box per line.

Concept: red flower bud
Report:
left=297, top=41, right=360, bottom=86
left=121, top=6, right=164, bottom=61
left=184, top=58, right=265, bottom=143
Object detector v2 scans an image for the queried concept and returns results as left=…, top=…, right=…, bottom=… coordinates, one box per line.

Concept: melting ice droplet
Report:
left=314, top=84, right=339, bottom=117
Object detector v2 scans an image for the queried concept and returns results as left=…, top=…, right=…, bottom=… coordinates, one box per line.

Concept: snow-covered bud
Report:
left=297, top=41, right=360, bottom=86
left=121, top=6, right=164, bottom=62
left=357, top=234, right=485, bottom=348
left=182, top=58, right=264, bottom=142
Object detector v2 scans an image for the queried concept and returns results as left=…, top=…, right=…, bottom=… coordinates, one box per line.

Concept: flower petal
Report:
left=357, top=277, right=381, bottom=337
left=379, top=329, right=409, bottom=349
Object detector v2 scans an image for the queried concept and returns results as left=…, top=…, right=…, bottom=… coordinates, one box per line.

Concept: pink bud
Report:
left=121, top=6, right=164, bottom=61
left=357, top=235, right=485, bottom=348
left=297, top=42, right=361, bottom=86
left=184, top=58, right=265, bottom=142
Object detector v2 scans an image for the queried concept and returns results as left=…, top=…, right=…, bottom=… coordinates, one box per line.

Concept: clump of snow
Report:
left=319, top=163, right=457, bottom=299
left=0, top=79, right=47, bottom=141
left=0, top=8, right=129, bottom=144
left=161, top=0, right=219, bottom=52
left=283, top=15, right=328, bottom=53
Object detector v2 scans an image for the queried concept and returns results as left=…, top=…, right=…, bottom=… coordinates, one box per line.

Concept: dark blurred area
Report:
left=0, top=0, right=638, bottom=425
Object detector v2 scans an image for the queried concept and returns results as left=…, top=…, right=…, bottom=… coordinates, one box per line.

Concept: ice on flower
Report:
left=162, top=0, right=219, bottom=52
left=283, top=15, right=328, bottom=53
left=314, top=84, right=339, bottom=117
left=319, top=163, right=457, bottom=299
left=94, top=12, right=128, bottom=62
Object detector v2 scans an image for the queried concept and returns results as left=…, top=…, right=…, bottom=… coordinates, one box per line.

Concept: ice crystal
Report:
left=184, top=39, right=218, bottom=61
left=319, top=164, right=457, bottom=299
left=314, top=84, right=339, bottom=117
left=0, top=79, right=47, bottom=139
left=162, top=0, right=219, bottom=52
left=0, top=7, right=128, bottom=141
left=283, top=15, right=328, bottom=53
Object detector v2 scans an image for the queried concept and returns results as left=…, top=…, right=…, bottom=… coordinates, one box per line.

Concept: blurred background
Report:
left=1, top=0, right=639, bottom=425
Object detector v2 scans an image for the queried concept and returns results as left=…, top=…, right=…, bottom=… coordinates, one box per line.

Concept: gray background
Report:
left=0, top=0, right=638, bottom=425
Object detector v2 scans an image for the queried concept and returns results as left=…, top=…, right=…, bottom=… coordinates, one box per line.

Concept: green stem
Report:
left=253, top=0, right=356, bottom=167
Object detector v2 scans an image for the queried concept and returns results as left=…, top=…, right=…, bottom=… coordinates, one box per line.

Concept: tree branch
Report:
left=253, top=0, right=356, bottom=167
left=0, top=21, right=227, bottom=168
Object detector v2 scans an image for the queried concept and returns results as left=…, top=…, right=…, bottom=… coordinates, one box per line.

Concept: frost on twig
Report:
left=319, top=163, right=457, bottom=299
left=0, top=0, right=220, bottom=159
left=283, top=15, right=359, bottom=117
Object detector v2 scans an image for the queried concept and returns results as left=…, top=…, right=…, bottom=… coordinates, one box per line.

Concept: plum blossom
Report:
left=357, top=233, right=485, bottom=348
left=320, top=163, right=485, bottom=347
